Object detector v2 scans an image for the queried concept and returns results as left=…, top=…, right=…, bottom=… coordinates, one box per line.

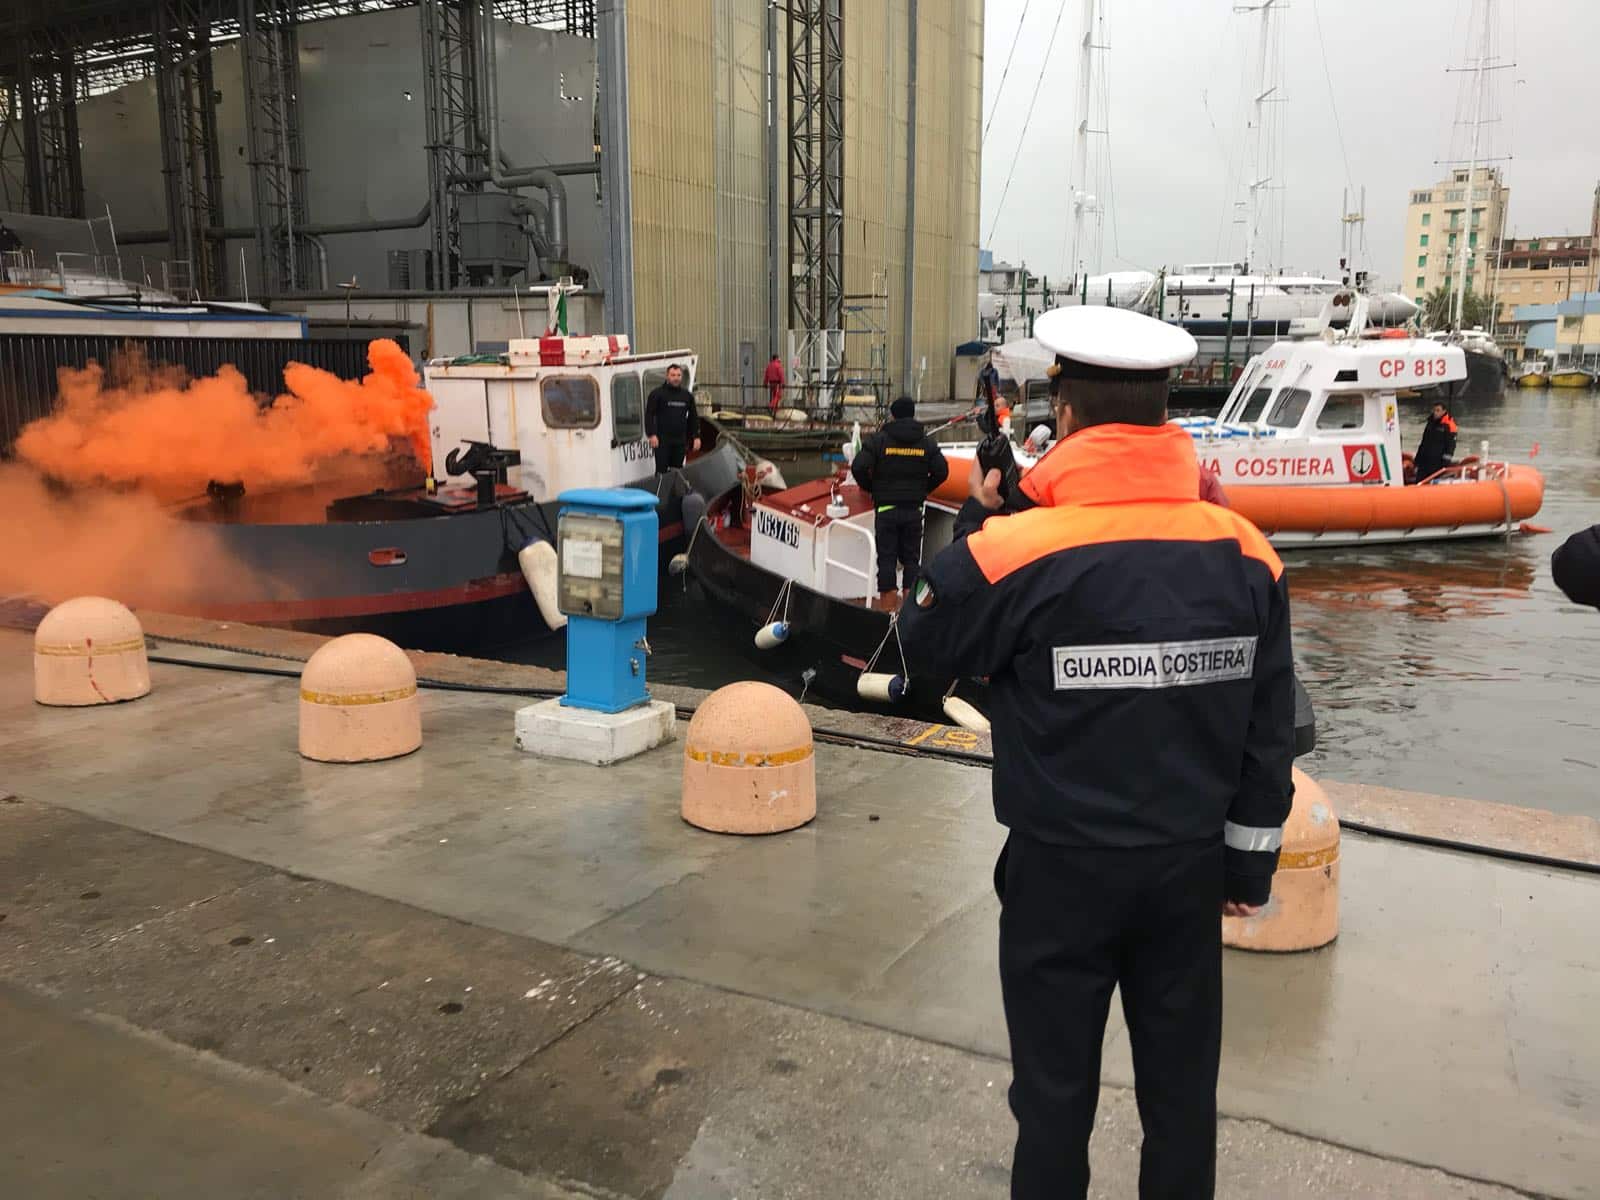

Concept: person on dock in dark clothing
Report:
left=645, top=363, right=700, bottom=473
left=1413, top=402, right=1458, bottom=482
left=850, top=396, right=949, bottom=602
left=1553, top=525, right=1600, bottom=609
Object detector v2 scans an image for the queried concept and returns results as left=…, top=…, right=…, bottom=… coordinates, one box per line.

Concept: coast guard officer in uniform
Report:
left=900, top=306, right=1296, bottom=1199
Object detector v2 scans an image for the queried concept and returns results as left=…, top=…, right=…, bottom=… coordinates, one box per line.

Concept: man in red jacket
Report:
left=764, top=354, right=785, bottom=413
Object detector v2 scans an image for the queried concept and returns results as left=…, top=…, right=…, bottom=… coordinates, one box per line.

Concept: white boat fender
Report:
left=517, top=539, right=567, bottom=631
left=754, top=621, right=791, bottom=650
left=667, top=553, right=690, bottom=576
left=753, top=459, right=789, bottom=491
left=856, top=672, right=907, bottom=703
left=942, top=695, right=990, bottom=733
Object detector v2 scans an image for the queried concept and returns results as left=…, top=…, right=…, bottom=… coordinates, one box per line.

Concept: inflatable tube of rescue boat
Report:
left=935, top=453, right=1543, bottom=535
left=1226, top=466, right=1544, bottom=534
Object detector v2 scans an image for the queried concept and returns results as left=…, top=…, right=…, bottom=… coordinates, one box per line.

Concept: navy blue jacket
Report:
left=901, top=423, right=1296, bottom=904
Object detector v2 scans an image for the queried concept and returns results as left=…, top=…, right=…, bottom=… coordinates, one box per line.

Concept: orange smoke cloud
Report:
left=15, top=338, right=433, bottom=499
left=0, top=466, right=285, bottom=608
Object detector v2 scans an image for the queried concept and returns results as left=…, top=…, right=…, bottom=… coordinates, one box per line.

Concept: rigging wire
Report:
left=1309, top=0, right=1362, bottom=260
left=984, top=0, right=1071, bottom=250
left=981, top=0, right=1032, bottom=146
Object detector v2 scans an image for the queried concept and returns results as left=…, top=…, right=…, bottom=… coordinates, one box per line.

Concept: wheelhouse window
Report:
left=1238, top=386, right=1274, bottom=424
left=611, top=372, right=643, bottom=443
left=1264, top=387, right=1313, bottom=429
left=1315, top=393, right=1366, bottom=431
left=542, top=375, right=600, bottom=429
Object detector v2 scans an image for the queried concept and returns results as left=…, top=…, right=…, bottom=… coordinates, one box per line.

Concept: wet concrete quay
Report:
left=2, top=617, right=1597, bottom=1198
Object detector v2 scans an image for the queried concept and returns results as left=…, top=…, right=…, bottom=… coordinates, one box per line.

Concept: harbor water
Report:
left=501, top=388, right=1600, bottom=819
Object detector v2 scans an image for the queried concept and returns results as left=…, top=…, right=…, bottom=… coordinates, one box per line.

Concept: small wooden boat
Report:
left=1514, top=360, right=1550, bottom=388
left=1549, top=364, right=1597, bottom=389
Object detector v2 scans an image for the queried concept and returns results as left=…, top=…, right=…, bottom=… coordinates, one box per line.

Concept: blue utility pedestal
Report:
left=555, top=487, right=659, bottom=712
left=512, top=488, right=676, bottom=765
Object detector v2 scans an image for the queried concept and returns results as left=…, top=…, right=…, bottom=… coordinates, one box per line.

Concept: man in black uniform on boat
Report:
left=849, top=396, right=950, bottom=604
left=900, top=305, right=1296, bottom=1200
left=1412, top=401, right=1458, bottom=482
left=645, top=363, right=701, bottom=473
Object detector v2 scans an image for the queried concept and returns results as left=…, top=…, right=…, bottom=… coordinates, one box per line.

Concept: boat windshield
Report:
left=1237, top=386, right=1274, bottom=424
left=1264, top=387, right=1313, bottom=429
left=1315, top=393, right=1366, bottom=431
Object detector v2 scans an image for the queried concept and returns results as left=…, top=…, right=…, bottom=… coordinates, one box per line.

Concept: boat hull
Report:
left=933, top=452, right=1544, bottom=548
left=1440, top=347, right=1507, bottom=399
left=1515, top=373, right=1550, bottom=388
left=161, top=444, right=743, bottom=649
left=689, top=506, right=1317, bottom=751
left=686, top=517, right=975, bottom=722
left=1548, top=371, right=1596, bottom=389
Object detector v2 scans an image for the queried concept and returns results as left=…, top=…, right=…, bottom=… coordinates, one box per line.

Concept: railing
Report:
left=823, top=516, right=877, bottom=603
left=0, top=249, right=195, bottom=300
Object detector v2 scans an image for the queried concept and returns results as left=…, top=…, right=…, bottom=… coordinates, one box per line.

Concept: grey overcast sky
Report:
left=979, top=0, right=1600, bottom=287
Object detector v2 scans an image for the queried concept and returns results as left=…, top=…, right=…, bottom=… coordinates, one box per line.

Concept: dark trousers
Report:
left=996, top=833, right=1224, bottom=1200
left=654, top=440, right=686, bottom=473
left=873, top=504, right=924, bottom=593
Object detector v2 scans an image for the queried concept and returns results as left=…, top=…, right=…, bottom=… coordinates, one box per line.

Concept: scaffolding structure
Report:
left=842, top=271, right=890, bottom=408
left=786, top=0, right=844, bottom=411
left=155, top=0, right=227, bottom=296
left=419, top=0, right=487, bottom=290
left=240, top=0, right=312, bottom=294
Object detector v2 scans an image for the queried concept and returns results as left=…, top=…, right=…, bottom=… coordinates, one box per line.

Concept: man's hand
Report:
left=968, top=456, right=1005, bottom=511
left=1222, top=900, right=1264, bottom=918
left=692, top=437, right=702, bottom=452
left=648, top=435, right=660, bottom=448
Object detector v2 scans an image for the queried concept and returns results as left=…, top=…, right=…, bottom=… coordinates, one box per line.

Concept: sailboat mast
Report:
left=1241, top=0, right=1277, bottom=275
left=1067, top=0, right=1096, bottom=285
left=1452, top=0, right=1493, bottom=329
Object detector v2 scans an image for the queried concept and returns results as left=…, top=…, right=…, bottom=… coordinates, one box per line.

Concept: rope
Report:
left=762, top=577, right=794, bottom=629
left=862, top=609, right=910, bottom=682
left=986, top=0, right=1072, bottom=248
left=981, top=0, right=1032, bottom=146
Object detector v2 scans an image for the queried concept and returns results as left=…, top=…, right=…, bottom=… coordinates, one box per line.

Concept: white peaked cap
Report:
left=1033, top=305, right=1197, bottom=373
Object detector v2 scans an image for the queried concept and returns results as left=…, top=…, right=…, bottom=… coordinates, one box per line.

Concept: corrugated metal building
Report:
left=626, top=0, right=982, bottom=399
left=5, top=2, right=980, bottom=399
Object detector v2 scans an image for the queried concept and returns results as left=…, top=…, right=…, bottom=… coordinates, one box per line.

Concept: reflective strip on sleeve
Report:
left=1224, top=821, right=1284, bottom=853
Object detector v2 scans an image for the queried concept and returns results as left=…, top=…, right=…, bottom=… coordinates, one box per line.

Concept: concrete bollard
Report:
left=298, top=633, right=421, bottom=763
left=682, top=681, right=816, bottom=834
left=1224, top=766, right=1340, bottom=952
left=33, top=596, right=151, bottom=707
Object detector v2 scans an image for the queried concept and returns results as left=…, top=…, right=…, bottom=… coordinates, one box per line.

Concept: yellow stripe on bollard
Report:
left=1275, top=844, right=1339, bottom=871
left=299, top=685, right=419, bottom=706
left=34, top=636, right=148, bottom=657
left=684, top=744, right=815, bottom=768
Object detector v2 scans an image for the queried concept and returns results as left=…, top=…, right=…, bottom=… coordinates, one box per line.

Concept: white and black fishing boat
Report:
left=158, top=335, right=739, bottom=647
left=685, top=421, right=1314, bottom=745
